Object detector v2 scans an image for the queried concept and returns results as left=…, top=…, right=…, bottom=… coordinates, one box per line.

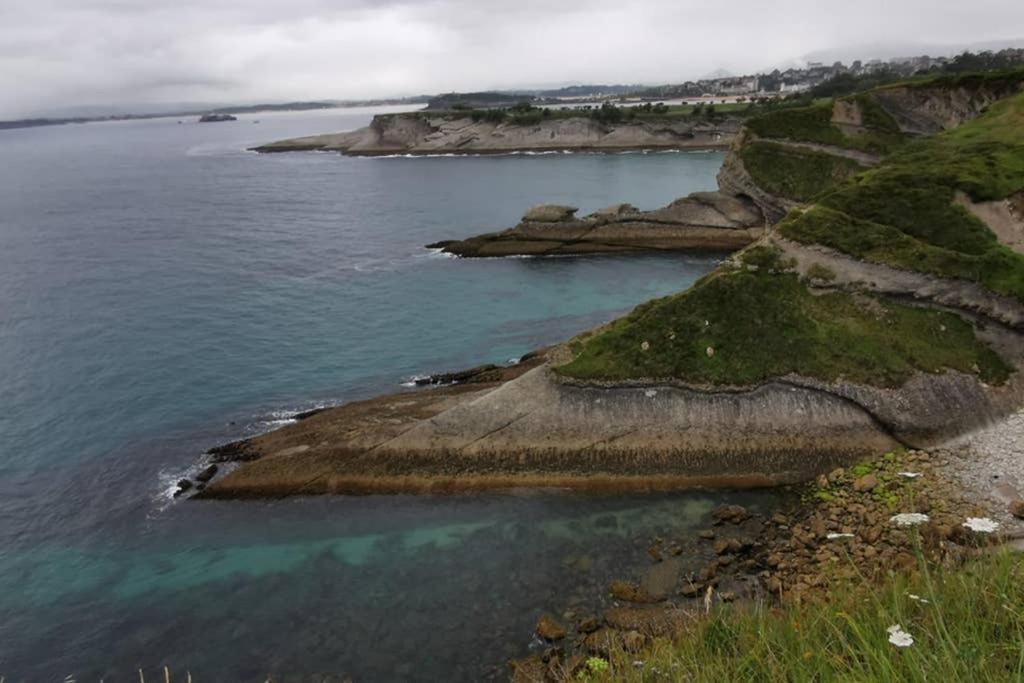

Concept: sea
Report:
left=0, top=105, right=786, bottom=681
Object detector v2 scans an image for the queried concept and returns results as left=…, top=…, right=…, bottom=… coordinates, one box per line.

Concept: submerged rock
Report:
left=173, top=479, right=193, bottom=497
left=195, top=464, right=218, bottom=483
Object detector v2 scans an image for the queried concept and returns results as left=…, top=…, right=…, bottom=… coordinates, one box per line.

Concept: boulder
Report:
left=535, top=614, right=567, bottom=641
left=195, top=464, right=219, bottom=483
left=609, top=580, right=654, bottom=603
left=853, top=473, right=879, bottom=492
left=173, top=479, right=193, bottom=497
left=522, top=204, right=578, bottom=222
left=711, top=504, right=750, bottom=524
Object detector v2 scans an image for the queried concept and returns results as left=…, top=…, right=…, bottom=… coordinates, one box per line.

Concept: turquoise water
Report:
left=0, top=107, right=784, bottom=680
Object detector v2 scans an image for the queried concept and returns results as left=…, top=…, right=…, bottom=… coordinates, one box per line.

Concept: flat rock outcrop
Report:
left=429, top=192, right=765, bottom=257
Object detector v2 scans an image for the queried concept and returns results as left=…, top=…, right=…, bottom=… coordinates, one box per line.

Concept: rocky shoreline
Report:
left=428, top=195, right=763, bottom=257
left=251, top=114, right=740, bottom=156
left=510, top=443, right=1024, bottom=680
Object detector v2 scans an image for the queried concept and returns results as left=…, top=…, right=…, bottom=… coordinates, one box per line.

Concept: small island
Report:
left=198, top=113, right=237, bottom=123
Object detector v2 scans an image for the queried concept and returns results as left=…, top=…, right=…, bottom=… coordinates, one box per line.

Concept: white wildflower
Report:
left=898, top=472, right=922, bottom=479
left=963, top=517, right=1000, bottom=533
left=826, top=532, right=855, bottom=540
left=886, top=624, right=914, bottom=648
left=907, top=593, right=930, bottom=604
left=890, top=512, right=930, bottom=527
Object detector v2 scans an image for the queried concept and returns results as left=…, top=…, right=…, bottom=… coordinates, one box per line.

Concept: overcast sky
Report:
left=2, top=0, right=1023, bottom=118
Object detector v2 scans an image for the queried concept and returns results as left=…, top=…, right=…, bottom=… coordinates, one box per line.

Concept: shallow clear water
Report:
left=0, top=107, right=783, bottom=680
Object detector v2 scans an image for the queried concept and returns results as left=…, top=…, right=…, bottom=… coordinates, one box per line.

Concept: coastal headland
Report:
left=199, top=69, right=1024, bottom=500
left=250, top=112, right=740, bottom=155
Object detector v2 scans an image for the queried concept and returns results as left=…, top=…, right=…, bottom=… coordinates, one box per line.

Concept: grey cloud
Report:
left=0, top=0, right=1022, bottom=118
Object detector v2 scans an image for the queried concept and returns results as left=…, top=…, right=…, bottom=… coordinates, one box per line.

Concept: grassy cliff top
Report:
left=556, top=250, right=1009, bottom=387
left=781, top=92, right=1024, bottom=302
left=556, top=82, right=1024, bottom=388
left=744, top=94, right=908, bottom=155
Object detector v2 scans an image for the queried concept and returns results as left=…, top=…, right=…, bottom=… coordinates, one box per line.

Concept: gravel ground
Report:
left=939, top=407, right=1024, bottom=536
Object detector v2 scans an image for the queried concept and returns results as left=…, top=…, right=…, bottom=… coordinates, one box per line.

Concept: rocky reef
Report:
left=250, top=114, right=740, bottom=155
left=200, top=69, right=1024, bottom=499
left=428, top=193, right=764, bottom=257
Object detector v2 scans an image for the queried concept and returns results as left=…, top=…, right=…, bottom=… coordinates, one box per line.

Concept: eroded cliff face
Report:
left=253, top=114, right=741, bottom=155
left=715, top=131, right=797, bottom=224
left=873, top=81, right=1024, bottom=135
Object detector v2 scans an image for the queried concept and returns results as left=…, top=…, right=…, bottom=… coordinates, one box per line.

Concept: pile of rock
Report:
left=510, top=449, right=1006, bottom=681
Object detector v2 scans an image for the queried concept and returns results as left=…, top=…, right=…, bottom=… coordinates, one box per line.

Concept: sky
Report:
left=1, top=0, right=1023, bottom=118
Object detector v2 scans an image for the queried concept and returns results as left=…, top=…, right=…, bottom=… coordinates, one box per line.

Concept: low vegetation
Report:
left=556, top=258, right=1010, bottom=387
left=744, top=97, right=908, bottom=155
left=781, top=91, right=1024, bottom=302
left=740, top=140, right=867, bottom=202
left=581, top=550, right=1024, bottom=682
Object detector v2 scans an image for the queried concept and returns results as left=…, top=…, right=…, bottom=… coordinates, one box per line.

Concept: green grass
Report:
left=740, top=141, right=868, bottom=202
left=781, top=92, right=1024, bottom=302
left=556, top=266, right=1010, bottom=387
left=899, top=66, right=1024, bottom=93
left=744, top=98, right=908, bottom=155
left=586, top=551, right=1024, bottom=682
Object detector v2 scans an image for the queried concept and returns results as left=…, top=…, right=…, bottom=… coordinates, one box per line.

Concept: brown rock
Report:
left=713, top=538, right=743, bottom=555
left=853, top=473, right=879, bottom=492
left=697, top=562, right=718, bottom=582
left=712, top=504, right=750, bottom=524
left=535, top=614, right=567, bottom=641
left=698, top=529, right=716, bottom=540
left=575, top=616, right=599, bottom=635
left=1010, top=500, right=1024, bottom=520
left=609, top=580, right=653, bottom=603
